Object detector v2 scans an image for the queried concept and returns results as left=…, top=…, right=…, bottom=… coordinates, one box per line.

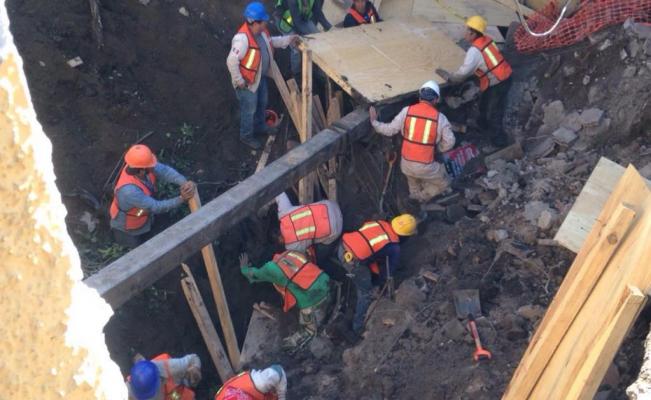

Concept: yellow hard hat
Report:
left=466, top=15, right=487, bottom=34
left=391, top=214, right=417, bottom=236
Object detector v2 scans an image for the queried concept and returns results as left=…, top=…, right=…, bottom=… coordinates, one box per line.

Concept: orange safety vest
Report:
left=471, top=35, right=512, bottom=92
left=279, top=204, right=332, bottom=245
left=109, top=166, right=157, bottom=231
left=347, top=5, right=377, bottom=24
left=272, top=250, right=323, bottom=312
left=401, top=102, right=439, bottom=164
left=342, top=220, right=399, bottom=262
left=238, top=23, right=273, bottom=84
left=214, top=371, right=276, bottom=400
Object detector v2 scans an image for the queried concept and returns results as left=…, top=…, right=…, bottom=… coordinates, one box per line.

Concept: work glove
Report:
left=435, top=68, right=451, bottom=81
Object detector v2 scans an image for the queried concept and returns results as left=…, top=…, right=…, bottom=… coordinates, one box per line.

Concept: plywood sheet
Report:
left=555, top=158, right=651, bottom=253
left=381, top=0, right=519, bottom=26
left=305, top=16, right=465, bottom=103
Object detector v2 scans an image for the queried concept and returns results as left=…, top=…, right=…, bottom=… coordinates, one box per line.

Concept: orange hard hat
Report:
left=124, top=144, right=157, bottom=169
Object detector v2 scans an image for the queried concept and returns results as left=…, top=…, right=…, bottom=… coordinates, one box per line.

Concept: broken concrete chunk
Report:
left=487, top=229, right=509, bottom=242
left=624, top=17, right=651, bottom=40
left=623, top=65, right=638, bottom=78
left=309, top=337, right=334, bottom=360
left=620, top=49, right=629, bottom=60
left=537, top=209, right=557, bottom=231
left=562, top=65, right=576, bottom=77
left=561, top=111, right=582, bottom=132
left=552, top=127, right=578, bottom=145
left=542, top=100, right=565, bottom=130
left=582, top=75, right=591, bottom=85
left=582, top=117, right=611, bottom=137
left=628, top=39, right=641, bottom=58
left=524, top=201, right=550, bottom=223
left=67, top=57, right=83, bottom=68
left=579, top=108, right=604, bottom=127
left=588, top=85, right=606, bottom=104
left=179, top=6, right=189, bottom=16
left=598, top=38, right=612, bottom=51
left=441, top=319, right=467, bottom=341
left=516, top=304, right=545, bottom=321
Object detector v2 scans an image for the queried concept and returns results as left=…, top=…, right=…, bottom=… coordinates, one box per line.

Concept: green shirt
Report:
left=241, top=260, right=329, bottom=309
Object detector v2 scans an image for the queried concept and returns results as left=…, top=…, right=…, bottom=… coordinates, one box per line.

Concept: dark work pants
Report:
left=479, top=77, right=512, bottom=147
left=112, top=228, right=142, bottom=249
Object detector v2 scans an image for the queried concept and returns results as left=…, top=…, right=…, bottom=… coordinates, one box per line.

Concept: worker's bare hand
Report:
left=289, top=34, right=299, bottom=46
left=235, top=80, right=247, bottom=89
left=369, top=106, right=378, bottom=123
left=186, top=365, right=202, bottom=387
left=239, top=253, right=250, bottom=268
left=180, top=181, right=196, bottom=201
left=436, top=68, right=451, bottom=81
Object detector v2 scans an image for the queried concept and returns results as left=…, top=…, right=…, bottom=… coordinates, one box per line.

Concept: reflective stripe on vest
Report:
left=342, top=220, right=399, bottom=261
left=214, top=371, right=274, bottom=400
left=279, top=203, right=332, bottom=245
left=109, top=166, right=157, bottom=231
left=348, top=6, right=377, bottom=25
left=152, top=354, right=195, bottom=400
left=237, top=23, right=273, bottom=84
left=471, top=35, right=512, bottom=92
left=272, top=250, right=323, bottom=312
left=401, top=102, right=439, bottom=164
left=277, top=0, right=315, bottom=33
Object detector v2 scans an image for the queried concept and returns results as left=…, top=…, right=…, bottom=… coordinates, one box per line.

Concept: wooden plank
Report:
left=188, top=193, right=240, bottom=371
left=83, top=108, right=370, bottom=308
left=299, top=49, right=315, bottom=203
left=504, top=166, right=651, bottom=400
left=484, top=143, right=524, bottom=165
left=303, top=17, right=465, bottom=103
left=326, top=95, right=342, bottom=201
left=286, top=78, right=302, bottom=130
left=555, top=158, right=651, bottom=252
left=180, top=263, right=235, bottom=382
left=269, top=59, right=301, bottom=131
left=313, top=95, right=328, bottom=130
left=381, top=0, right=520, bottom=26
left=239, top=304, right=283, bottom=367
left=255, top=134, right=277, bottom=174
left=566, top=285, right=646, bottom=399
left=327, top=96, right=342, bottom=125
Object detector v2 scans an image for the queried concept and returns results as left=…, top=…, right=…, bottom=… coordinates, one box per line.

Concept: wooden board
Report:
left=304, top=16, right=465, bottom=103
left=240, top=305, right=283, bottom=367
left=380, top=0, right=521, bottom=26
left=83, top=108, right=370, bottom=308
left=555, top=158, right=651, bottom=253
left=503, top=165, right=651, bottom=400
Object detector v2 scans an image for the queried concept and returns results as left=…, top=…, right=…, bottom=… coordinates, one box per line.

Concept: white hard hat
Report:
left=421, top=80, right=440, bottom=97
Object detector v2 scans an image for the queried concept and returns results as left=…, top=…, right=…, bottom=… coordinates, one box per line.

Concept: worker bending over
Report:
left=274, top=0, right=331, bottom=78
left=240, top=250, right=330, bottom=350
left=110, top=144, right=195, bottom=248
left=436, top=16, right=512, bottom=147
left=128, top=353, right=201, bottom=400
left=338, top=214, right=417, bottom=334
left=227, top=2, right=297, bottom=150
left=369, top=81, right=456, bottom=203
left=214, top=364, right=287, bottom=400
left=275, top=191, right=343, bottom=262
left=343, top=0, right=381, bottom=27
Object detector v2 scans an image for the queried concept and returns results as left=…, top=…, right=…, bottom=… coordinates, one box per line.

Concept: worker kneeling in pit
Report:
left=240, top=250, right=331, bottom=351
left=337, top=214, right=417, bottom=335
left=110, top=144, right=196, bottom=248
left=214, top=364, right=287, bottom=400
left=275, top=191, right=343, bottom=264
left=127, top=353, right=201, bottom=400
left=369, top=81, right=456, bottom=204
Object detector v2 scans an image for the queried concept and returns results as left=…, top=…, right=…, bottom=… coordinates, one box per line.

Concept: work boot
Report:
left=240, top=135, right=262, bottom=150
left=281, top=331, right=313, bottom=354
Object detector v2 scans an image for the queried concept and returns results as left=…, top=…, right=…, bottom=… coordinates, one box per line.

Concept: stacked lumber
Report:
left=503, top=164, right=651, bottom=400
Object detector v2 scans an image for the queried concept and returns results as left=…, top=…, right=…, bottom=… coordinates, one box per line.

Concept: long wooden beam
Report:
left=83, top=108, right=369, bottom=308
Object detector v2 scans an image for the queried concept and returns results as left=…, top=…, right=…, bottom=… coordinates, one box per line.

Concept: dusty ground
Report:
left=8, top=0, right=651, bottom=398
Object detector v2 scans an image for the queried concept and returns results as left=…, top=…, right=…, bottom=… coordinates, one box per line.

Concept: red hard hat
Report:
left=124, top=144, right=157, bottom=169
left=265, top=109, right=279, bottom=127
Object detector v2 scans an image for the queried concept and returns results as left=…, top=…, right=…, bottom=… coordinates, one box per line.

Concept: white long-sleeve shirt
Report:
left=371, top=105, right=456, bottom=179
left=449, top=46, right=499, bottom=87
left=226, top=30, right=293, bottom=92
left=250, top=366, right=287, bottom=400
left=276, top=192, right=343, bottom=252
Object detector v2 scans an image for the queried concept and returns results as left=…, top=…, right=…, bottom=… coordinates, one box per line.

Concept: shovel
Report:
left=453, top=289, right=492, bottom=362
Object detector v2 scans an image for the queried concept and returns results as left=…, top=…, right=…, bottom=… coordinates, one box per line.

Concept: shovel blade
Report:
left=453, top=289, right=482, bottom=319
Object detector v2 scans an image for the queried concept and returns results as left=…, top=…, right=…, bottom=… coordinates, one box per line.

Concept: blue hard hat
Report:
left=244, top=2, right=269, bottom=22
left=129, top=361, right=160, bottom=400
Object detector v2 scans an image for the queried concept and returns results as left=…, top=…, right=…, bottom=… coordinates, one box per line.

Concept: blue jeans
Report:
left=351, top=263, right=373, bottom=334
left=235, top=78, right=268, bottom=139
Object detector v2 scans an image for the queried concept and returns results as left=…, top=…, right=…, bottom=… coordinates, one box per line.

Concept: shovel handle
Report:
left=468, top=316, right=492, bottom=362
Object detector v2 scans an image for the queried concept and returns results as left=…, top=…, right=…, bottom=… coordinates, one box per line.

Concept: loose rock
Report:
left=309, top=337, right=334, bottom=360
left=552, top=127, right=578, bottom=145
left=517, top=305, right=545, bottom=321
left=579, top=108, right=604, bottom=127
left=178, top=6, right=190, bottom=16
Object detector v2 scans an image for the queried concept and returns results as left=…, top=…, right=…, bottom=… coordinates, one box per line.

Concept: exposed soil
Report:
left=8, top=1, right=651, bottom=399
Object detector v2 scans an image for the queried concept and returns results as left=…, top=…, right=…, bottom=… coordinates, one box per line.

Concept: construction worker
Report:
left=369, top=81, right=456, bottom=203
left=127, top=353, right=201, bottom=400
left=214, top=364, right=287, bottom=400
left=274, top=0, right=332, bottom=77
left=337, top=214, right=417, bottom=334
left=110, top=144, right=195, bottom=248
left=275, top=191, right=343, bottom=261
left=240, top=250, right=330, bottom=350
left=343, top=0, right=382, bottom=28
left=436, top=15, right=513, bottom=147
left=227, top=2, right=298, bottom=150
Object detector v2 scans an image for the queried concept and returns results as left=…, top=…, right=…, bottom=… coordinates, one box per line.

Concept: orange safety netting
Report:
left=514, top=0, right=651, bottom=53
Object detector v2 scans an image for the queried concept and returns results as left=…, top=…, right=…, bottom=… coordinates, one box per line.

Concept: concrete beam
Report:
left=84, top=108, right=370, bottom=308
